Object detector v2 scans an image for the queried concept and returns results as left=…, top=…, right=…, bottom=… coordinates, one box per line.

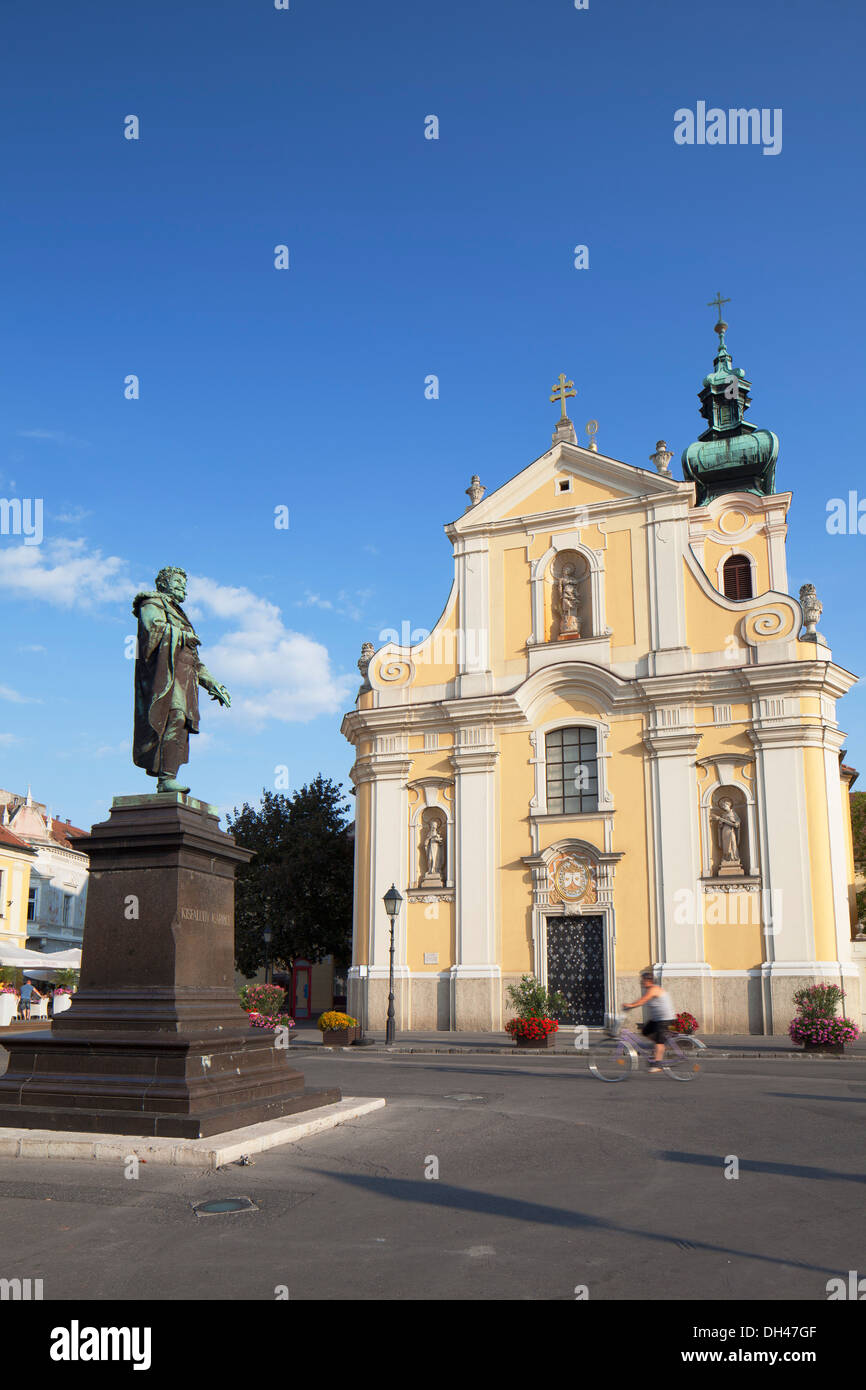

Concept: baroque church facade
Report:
left=341, top=318, right=860, bottom=1034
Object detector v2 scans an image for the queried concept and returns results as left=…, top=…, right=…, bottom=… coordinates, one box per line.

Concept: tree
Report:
left=227, top=776, right=354, bottom=979
left=850, top=791, right=866, bottom=869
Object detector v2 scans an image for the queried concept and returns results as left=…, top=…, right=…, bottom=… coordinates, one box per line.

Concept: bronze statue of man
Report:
left=132, top=566, right=231, bottom=794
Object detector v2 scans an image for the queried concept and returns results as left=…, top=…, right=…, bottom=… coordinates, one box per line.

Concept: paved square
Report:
left=0, top=1050, right=862, bottom=1301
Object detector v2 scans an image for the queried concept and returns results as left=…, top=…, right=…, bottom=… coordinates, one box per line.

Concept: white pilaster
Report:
left=454, top=534, right=491, bottom=698
left=643, top=716, right=703, bottom=966
left=450, top=726, right=501, bottom=1028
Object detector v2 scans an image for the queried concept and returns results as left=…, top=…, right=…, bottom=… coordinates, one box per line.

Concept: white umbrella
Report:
left=0, top=944, right=82, bottom=970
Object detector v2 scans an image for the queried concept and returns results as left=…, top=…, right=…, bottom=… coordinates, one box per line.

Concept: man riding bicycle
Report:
left=623, top=970, right=675, bottom=1073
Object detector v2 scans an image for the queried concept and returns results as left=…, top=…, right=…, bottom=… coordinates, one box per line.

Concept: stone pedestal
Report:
left=0, top=795, right=339, bottom=1138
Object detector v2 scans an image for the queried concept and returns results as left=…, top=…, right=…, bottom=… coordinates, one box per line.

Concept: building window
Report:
left=0, top=869, right=5, bottom=916
left=27, top=886, right=37, bottom=922
left=545, top=727, right=599, bottom=814
left=722, top=554, right=753, bottom=600
left=62, top=894, right=73, bottom=927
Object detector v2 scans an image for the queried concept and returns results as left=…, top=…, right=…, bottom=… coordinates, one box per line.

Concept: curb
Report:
left=0, top=1097, right=386, bottom=1168
left=291, top=1045, right=864, bottom=1060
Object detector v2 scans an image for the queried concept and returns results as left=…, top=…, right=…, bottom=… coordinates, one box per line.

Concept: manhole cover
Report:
left=193, top=1197, right=258, bottom=1216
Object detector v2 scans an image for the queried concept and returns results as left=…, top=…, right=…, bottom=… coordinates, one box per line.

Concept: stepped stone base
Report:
left=0, top=795, right=339, bottom=1139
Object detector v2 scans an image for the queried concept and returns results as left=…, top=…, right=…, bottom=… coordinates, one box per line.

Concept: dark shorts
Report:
left=642, top=1019, right=674, bottom=1044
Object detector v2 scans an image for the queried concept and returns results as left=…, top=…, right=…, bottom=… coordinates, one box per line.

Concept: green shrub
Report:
left=505, top=974, right=568, bottom=1021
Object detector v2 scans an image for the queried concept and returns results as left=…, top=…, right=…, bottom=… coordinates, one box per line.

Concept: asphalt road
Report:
left=0, top=1052, right=863, bottom=1302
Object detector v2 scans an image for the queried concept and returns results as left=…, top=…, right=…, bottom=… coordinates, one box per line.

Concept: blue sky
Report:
left=1, top=0, right=864, bottom=829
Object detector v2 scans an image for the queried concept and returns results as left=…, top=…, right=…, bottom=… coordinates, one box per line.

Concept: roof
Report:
left=49, top=819, right=88, bottom=848
left=0, top=825, right=36, bottom=854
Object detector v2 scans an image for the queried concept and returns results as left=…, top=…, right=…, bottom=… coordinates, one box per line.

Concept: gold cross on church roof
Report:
left=550, top=373, right=576, bottom=421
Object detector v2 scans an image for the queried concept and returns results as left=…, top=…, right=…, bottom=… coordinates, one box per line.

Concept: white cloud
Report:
left=0, top=539, right=137, bottom=608
left=0, top=684, right=39, bottom=704
left=295, top=591, right=334, bottom=612
left=18, top=644, right=46, bottom=653
left=18, top=429, right=89, bottom=447
left=94, top=740, right=130, bottom=758
left=0, top=733, right=19, bottom=746
left=55, top=506, right=93, bottom=525
left=0, top=545, right=352, bottom=727
left=190, top=576, right=354, bottom=724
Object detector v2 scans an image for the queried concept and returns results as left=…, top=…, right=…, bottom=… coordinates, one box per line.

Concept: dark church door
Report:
left=546, top=916, right=605, bottom=1026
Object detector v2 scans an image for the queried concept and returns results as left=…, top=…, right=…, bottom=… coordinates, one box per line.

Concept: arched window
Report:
left=722, top=554, right=753, bottom=600
left=545, top=728, right=598, bottom=814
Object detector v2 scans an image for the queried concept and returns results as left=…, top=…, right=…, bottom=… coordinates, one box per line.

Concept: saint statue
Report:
left=554, top=563, right=582, bottom=637
left=132, top=566, right=231, bottom=794
left=710, top=797, right=742, bottom=871
left=421, top=819, right=445, bottom=884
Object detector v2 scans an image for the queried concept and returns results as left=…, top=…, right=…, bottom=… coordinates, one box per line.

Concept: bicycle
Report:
left=589, top=1014, right=705, bottom=1082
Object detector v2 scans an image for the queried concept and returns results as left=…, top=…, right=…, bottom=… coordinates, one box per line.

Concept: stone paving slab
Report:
left=0, top=1096, right=385, bottom=1169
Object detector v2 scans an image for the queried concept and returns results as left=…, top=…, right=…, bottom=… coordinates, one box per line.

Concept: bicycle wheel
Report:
left=663, top=1035, right=706, bottom=1081
left=589, top=1038, right=638, bottom=1081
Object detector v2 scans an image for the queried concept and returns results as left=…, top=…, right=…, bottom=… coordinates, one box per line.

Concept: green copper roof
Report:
left=682, top=311, right=779, bottom=506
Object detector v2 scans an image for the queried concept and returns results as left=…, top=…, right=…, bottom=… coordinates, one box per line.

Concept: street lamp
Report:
left=383, top=884, right=403, bottom=1045
left=263, top=926, right=273, bottom=985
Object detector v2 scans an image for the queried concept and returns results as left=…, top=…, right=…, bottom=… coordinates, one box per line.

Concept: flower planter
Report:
left=52, top=993, right=72, bottom=1015
left=802, top=1041, right=844, bottom=1055
left=322, top=1027, right=361, bottom=1046
left=514, top=1034, right=550, bottom=1049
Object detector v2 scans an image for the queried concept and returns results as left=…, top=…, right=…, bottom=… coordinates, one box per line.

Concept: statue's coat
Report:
left=132, top=590, right=204, bottom=775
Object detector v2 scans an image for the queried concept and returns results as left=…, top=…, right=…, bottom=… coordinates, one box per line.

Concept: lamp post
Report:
left=382, top=884, right=403, bottom=1046
left=262, top=926, right=273, bottom=985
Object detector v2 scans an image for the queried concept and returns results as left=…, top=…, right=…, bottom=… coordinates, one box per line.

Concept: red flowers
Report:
left=670, top=1011, right=699, bottom=1035
left=505, top=1016, right=559, bottom=1040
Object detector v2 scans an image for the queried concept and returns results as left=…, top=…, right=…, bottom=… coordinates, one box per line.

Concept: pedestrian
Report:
left=19, top=977, right=42, bottom=1021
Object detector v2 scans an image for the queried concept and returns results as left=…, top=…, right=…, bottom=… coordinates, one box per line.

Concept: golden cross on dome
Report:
left=550, top=373, right=576, bottom=421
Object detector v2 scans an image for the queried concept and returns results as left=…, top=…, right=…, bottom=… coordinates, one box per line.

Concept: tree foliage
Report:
left=850, top=791, right=866, bottom=867
left=227, top=776, right=354, bottom=979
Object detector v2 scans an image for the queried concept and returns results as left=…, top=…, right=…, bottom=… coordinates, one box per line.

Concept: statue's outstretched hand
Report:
left=209, top=683, right=231, bottom=707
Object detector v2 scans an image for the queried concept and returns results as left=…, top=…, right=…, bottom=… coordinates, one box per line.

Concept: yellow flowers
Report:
left=317, top=1011, right=359, bottom=1031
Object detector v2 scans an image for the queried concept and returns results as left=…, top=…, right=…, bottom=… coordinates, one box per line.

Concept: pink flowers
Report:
left=248, top=1011, right=295, bottom=1032
left=789, top=983, right=859, bottom=1048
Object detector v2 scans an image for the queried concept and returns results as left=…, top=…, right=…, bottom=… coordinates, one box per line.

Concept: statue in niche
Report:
left=554, top=562, right=583, bottom=639
left=420, top=815, right=446, bottom=887
left=710, top=796, right=744, bottom=876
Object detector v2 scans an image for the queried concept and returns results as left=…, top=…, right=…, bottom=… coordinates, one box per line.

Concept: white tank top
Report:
left=648, top=989, right=674, bottom=1020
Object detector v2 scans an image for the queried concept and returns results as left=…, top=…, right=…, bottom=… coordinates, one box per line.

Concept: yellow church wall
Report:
left=370, top=585, right=460, bottom=690
left=502, top=472, right=625, bottom=521
left=803, top=745, right=837, bottom=961
left=703, top=535, right=771, bottom=595
left=608, top=717, right=655, bottom=970
left=703, top=898, right=765, bottom=971
left=406, top=899, right=454, bottom=972
left=694, top=704, right=751, bottom=728
left=498, top=729, right=535, bottom=972
left=683, top=561, right=738, bottom=653
left=604, top=527, right=637, bottom=648
left=496, top=541, right=531, bottom=664
left=407, top=752, right=455, bottom=781
left=535, top=694, right=606, bottom=726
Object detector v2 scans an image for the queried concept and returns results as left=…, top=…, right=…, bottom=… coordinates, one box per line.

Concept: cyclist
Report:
left=623, top=970, right=675, bottom=1073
